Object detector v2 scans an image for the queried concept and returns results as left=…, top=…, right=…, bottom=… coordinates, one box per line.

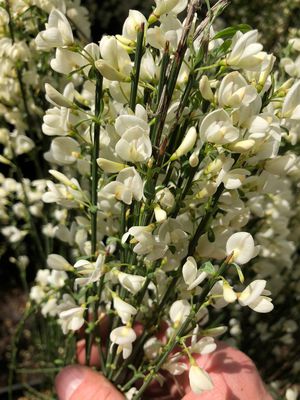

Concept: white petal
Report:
left=182, top=256, right=198, bottom=286
left=189, top=365, right=213, bottom=394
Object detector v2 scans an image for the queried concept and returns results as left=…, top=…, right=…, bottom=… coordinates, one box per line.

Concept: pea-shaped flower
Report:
left=110, top=326, right=137, bottom=359
left=35, top=9, right=74, bottom=50
left=189, top=365, right=214, bottom=394
left=226, top=232, right=259, bottom=264
left=200, top=109, right=240, bottom=145
left=226, top=30, right=264, bottom=71
left=182, top=256, right=207, bottom=290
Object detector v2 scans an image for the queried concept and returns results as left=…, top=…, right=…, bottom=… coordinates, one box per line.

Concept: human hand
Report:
left=55, top=341, right=273, bottom=400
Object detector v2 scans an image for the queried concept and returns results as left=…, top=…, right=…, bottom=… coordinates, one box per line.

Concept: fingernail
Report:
left=55, top=365, right=85, bottom=400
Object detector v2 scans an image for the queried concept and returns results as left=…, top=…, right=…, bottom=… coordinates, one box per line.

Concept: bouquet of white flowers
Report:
left=1, top=0, right=300, bottom=398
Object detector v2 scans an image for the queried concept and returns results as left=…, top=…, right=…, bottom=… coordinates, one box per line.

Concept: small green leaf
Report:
left=213, top=24, right=252, bottom=40
left=199, top=261, right=215, bottom=275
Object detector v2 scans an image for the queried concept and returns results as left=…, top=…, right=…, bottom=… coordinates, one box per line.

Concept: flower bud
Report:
left=189, top=365, right=213, bottom=394
left=170, top=127, right=197, bottom=161
left=189, top=152, right=199, bottom=167
left=228, top=139, right=255, bottom=153
left=95, top=59, right=129, bottom=82
left=199, top=75, right=214, bottom=102
left=97, top=158, right=127, bottom=173
left=47, top=254, right=73, bottom=271
left=45, top=83, right=73, bottom=108
left=49, top=170, right=78, bottom=189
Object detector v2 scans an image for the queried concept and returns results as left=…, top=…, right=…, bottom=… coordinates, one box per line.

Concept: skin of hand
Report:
left=55, top=341, right=273, bottom=400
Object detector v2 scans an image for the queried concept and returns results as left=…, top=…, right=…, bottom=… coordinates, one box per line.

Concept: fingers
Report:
left=180, top=342, right=273, bottom=400
left=55, top=365, right=124, bottom=400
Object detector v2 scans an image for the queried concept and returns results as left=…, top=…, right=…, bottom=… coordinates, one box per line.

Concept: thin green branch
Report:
left=129, top=23, right=145, bottom=111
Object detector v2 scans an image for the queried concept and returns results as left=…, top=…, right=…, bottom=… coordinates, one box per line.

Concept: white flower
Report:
left=30, top=286, right=46, bottom=303
left=281, top=56, right=300, bottom=78
left=170, top=127, right=197, bottom=161
left=49, top=170, right=79, bottom=189
left=121, top=10, right=147, bottom=42
left=41, top=298, right=58, bottom=317
left=282, top=80, right=300, bottom=120
left=110, top=326, right=137, bottom=359
left=101, top=167, right=143, bottom=205
left=1, top=226, right=27, bottom=242
left=147, top=14, right=182, bottom=51
left=45, top=82, right=74, bottom=108
left=222, top=168, right=251, bottom=189
left=74, top=254, right=105, bottom=287
left=163, top=359, right=188, bottom=375
left=115, top=106, right=149, bottom=137
left=47, top=254, right=73, bottom=271
left=191, top=335, right=217, bottom=355
left=238, top=280, right=274, bottom=313
left=156, top=188, right=175, bottom=211
left=97, top=158, right=127, bottom=173
left=117, top=271, right=146, bottom=294
left=226, top=30, right=265, bottom=71
left=218, top=71, right=260, bottom=108
left=48, top=270, right=68, bottom=288
left=122, top=225, right=168, bottom=261
left=189, top=365, right=213, bottom=394
left=35, top=9, right=74, bottom=50
left=152, top=0, right=188, bottom=19
left=199, top=75, right=214, bottom=102
left=57, top=294, right=85, bottom=334
left=115, top=126, right=152, bottom=163
left=200, top=109, right=240, bottom=145
left=140, top=50, right=157, bottom=81
left=285, top=387, right=299, bottom=400
left=226, top=232, right=258, bottom=264
left=289, top=38, right=300, bottom=51
left=95, top=36, right=132, bottom=81
left=169, top=299, right=191, bottom=326
left=113, top=295, right=137, bottom=324
left=14, top=135, right=35, bottom=155
left=264, top=154, right=297, bottom=176
left=48, top=137, right=80, bottom=165
left=182, top=256, right=207, bottom=290
left=154, top=205, right=167, bottom=222
left=144, top=337, right=162, bottom=360
left=50, top=48, right=86, bottom=74
left=125, top=388, right=138, bottom=400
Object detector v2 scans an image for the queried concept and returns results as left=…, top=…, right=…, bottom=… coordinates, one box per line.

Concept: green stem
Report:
left=152, top=0, right=202, bottom=151
left=86, top=70, right=103, bottom=366
left=121, top=372, right=144, bottom=392
left=155, top=41, right=170, bottom=110
left=188, top=183, right=224, bottom=256
left=132, top=259, right=230, bottom=400
left=8, top=305, right=36, bottom=400
left=129, top=24, right=145, bottom=111
left=90, top=71, right=103, bottom=257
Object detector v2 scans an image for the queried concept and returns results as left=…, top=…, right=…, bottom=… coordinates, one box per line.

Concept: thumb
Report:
left=55, top=365, right=125, bottom=400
